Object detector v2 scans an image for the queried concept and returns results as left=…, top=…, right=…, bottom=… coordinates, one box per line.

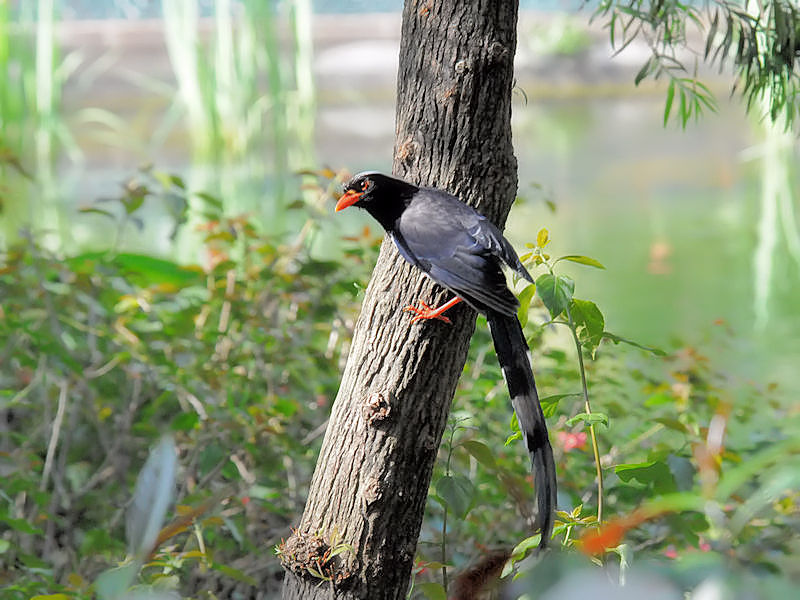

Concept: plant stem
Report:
left=441, top=509, right=448, bottom=592
left=441, top=423, right=458, bottom=594
left=565, top=305, right=604, bottom=524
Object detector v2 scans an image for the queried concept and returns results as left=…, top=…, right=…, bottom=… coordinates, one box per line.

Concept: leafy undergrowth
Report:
left=1, top=169, right=798, bottom=600
left=414, top=231, right=800, bottom=599
left=0, top=169, right=371, bottom=598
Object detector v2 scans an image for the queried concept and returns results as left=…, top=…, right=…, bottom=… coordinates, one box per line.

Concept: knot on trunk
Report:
left=360, top=392, right=393, bottom=425
left=277, top=529, right=355, bottom=587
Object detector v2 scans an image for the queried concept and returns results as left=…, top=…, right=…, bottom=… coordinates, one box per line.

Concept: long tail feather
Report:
left=486, top=312, right=556, bottom=550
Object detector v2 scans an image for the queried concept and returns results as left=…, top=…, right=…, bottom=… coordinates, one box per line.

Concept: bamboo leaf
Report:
left=634, top=57, right=652, bottom=86
left=664, top=78, right=675, bottom=126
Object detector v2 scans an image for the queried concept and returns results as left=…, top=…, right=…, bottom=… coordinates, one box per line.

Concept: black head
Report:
left=335, top=172, right=419, bottom=228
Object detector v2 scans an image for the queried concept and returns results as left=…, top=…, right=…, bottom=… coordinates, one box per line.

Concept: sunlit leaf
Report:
left=502, top=533, right=541, bottom=576
left=555, top=255, right=605, bottom=269
left=570, top=298, right=605, bottom=357
left=505, top=412, right=522, bottom=445
left=516, top=283, right=536, bottom=328
left=461, top=440, right=497, bottom=469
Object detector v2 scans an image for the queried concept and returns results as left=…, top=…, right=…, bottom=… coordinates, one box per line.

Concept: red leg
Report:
left=403, top=296, right=463, bottom=324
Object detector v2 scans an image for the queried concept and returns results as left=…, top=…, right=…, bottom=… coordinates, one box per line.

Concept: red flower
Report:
left=558, top=431, right=587, bottom=452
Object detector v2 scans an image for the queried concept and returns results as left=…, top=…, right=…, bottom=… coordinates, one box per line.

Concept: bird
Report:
left=336, top=171, right=556, bottom=550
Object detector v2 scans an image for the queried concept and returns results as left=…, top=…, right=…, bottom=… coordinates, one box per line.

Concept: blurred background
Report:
left=4, top=0, right=797, bottom=395
left=1, top=1, right=799, bottom=598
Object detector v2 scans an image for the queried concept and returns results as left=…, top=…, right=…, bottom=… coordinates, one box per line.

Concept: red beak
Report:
left=335, top=189, right=362, bottom=212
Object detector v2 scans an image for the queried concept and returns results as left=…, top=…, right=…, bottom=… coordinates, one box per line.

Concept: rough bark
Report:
left=280, top=1, right=519, bottom=598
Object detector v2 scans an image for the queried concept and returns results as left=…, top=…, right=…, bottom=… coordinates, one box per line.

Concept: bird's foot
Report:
left=403, top=300, right=453, bottom=324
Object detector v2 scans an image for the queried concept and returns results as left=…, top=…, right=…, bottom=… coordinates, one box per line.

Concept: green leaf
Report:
left=653, top=417, right=689, bottom=433
left=715, top=436, right=800, bottom=501
left=154, top=171, right=187, bottom=193
left=679, top=87, right=688, bottom=128
left=615, top=461, right=676, bottom=494
left=79, top=207, right=117, bottom=220
left=122, top=196, right=145, bottom=215
left=729, top=467, right=800, bottom=535
left=634, top=56, right=652, bottom=85
left=0, top=516, right=43, bottom=535
left=116, top=253, right=204, bottom=286
left=416, top=582, right=447, bottom=600
left=461, top=440, right=497, bottom=469
left=664, top=78, right=676, bottom=126
left=555, top=255, right=605, bottom=269
left=436, top=474, right=474, bottom=518
left=540, top=393, right=581, bottom=418
left=570, top=299, right=605, bottom=357
left=210, top=562, right=258, bottom=586
left=417, top=561, right=449, bottom=570
left=95, top=562, right=139, bottom=600
left=171, top=412, right=199, bottom=432
left=603, top=331, right=666, bottom=356
left=566, top=412, right=608, bottom=428
left=510, top=533, right=543, bottom=559
left=505, top=412, right=522, bottom=445
left=517, top=283, right=536, bottom=328
left=194, top=191, right=223, bottom=210
left=644, top=393, right=673, bottom=407
left=535, top=273, right=574, bottom=319
left=502, top=533, right=542, bottom=576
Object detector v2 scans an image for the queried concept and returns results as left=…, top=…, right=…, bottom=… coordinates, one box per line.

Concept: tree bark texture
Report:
left=280, top=1, right=519, bottom=598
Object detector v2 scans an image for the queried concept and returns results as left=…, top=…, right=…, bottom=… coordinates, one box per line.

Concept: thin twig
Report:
left=41, top=381, right=68, bottom=492
left=84, top=354, right=123, bottom=379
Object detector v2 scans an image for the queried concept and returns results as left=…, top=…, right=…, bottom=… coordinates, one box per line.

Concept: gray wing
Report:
left=395, top=189, right=531, bottom=316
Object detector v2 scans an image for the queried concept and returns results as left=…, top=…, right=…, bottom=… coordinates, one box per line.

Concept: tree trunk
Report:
left=280, top=1, right=519, bottom=598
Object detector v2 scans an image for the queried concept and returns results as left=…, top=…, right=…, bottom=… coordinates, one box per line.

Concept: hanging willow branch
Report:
left=592, top=0, right=800, bottom=128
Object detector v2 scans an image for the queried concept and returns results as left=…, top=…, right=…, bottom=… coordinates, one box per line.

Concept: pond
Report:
left=323, top=91, right=800, bottom=400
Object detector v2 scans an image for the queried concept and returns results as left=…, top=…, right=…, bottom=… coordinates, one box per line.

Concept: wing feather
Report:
left=395, top=189, right=530, bottom=315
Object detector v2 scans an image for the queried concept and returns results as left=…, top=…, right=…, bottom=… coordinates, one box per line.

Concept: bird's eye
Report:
left=361, top=179, right=371, bottom=192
